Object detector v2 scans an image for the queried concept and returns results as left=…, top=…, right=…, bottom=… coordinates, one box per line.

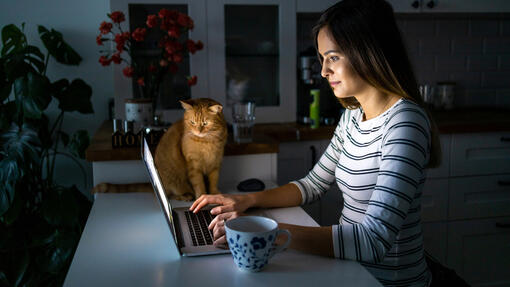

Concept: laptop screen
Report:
left=142, top=138, right=178, bottom=246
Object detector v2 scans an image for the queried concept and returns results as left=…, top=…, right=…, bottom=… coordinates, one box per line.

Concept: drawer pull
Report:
left=501, top=137, right=510, bottom=142
left=498, top=180, right=510, bottom=186
left=495, top=222, right=510, bottom=228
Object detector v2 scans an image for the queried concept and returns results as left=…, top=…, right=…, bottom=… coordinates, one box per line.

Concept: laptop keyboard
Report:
left=184, top=210, right=215, bottom=246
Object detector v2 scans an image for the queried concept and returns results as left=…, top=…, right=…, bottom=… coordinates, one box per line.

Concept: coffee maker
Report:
left=297, top=47, right=341, bottom=126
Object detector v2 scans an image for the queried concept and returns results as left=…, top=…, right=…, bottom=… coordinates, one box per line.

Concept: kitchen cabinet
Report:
left=296, top=0, right=510, bottom=13
left=111, top=0, right=296, bottom=124
left=447, top=217, right=510, bottom=287
left=277, top=139, right=343, bottom=225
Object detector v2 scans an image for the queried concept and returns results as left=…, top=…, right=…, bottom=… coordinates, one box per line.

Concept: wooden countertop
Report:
left=85, top=108, right=510, bottom=162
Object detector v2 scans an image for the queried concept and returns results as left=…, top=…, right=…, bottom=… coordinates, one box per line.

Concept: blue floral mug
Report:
left=225, top=216, right=291, bottom=272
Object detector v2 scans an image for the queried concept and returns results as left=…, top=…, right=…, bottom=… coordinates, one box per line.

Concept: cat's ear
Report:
left=180, top=100, right=193, bottom=110
left=208, top=104, right=223, bottom=114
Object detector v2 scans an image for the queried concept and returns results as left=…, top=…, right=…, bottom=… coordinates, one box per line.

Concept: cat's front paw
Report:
left=92, top=183, right=112, bottom=193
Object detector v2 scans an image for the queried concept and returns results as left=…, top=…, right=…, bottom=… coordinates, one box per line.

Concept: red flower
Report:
left=132, top=27, right=147, bottom=42
left=148, top=64, right=158, bottom=73
left=187, top=75, right=197, bottom=86
left=111, top=52, right=122, bottom=64
left=164, top=41, right=182, bottom=55
left=186, top=40, right=197, bottom=54
left=169, top=63, right=179, bottom=73
left=96, top=35, right=104, bottom=46
left=109, top=11, right=125, bottom=23
left=177, top=13, right=193, bottom=30
left=137, top=77, right=145, bottom=86
left=159, top=59, right=168, bottom=67
left=173, top=53, right=183, bottom=63
left=114, top=32, right=130, bottom=52
left=123, top=66, right=134, bottom=77
left=195, top=40, right=204, bottom=50
left=146, top=15, right=159, bottom=28
left=99, top=55, right=111, bottom=66
left=99, top=21, right=112, bottom=34
left=158, top=8, right=171, bottom=19
left=168, top=26, right=180, bottom=38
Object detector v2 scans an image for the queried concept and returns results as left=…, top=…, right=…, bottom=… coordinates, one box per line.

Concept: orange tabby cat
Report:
left=92, top=98, right=228, bottom=201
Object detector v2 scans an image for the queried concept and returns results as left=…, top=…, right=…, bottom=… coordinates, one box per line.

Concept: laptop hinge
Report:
left=172, top=211, right=185, bottom=248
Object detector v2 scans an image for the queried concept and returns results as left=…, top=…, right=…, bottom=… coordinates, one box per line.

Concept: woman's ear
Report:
left=208, top=104, right=223, bottom=114
left=180, top=100, right=193, bottom=110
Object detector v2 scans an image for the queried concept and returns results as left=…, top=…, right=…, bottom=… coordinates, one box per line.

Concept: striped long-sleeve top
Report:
left=291, top=98, right=432, bottom=287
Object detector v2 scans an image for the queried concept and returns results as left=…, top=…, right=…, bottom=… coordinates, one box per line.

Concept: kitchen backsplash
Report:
left=297, top=13, right=510, bottom=109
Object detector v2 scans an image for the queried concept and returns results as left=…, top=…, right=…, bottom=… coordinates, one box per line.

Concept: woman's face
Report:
left=317, top=27, right=368, bottom=99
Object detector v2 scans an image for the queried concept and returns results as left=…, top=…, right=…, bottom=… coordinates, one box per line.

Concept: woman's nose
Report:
left=321, top=63, right=330, bottom=78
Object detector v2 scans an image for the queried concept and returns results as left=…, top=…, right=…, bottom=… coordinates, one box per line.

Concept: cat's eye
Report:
left=190, top=120, right=196, bottom=125
left=202, top=121, right=208, bottom=126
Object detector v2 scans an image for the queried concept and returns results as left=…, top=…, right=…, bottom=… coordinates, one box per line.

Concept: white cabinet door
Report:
left=424, top=134, right=450, bottom=179
left=447, top=217, right=510, bottom=287
left=422, top=0, right=510, bottom=13
left=278, top=140, right=325, bottom=224
left=207, top=0, right=296, bottom=123
left=296, top=0, right=423, bottom=13
left=422, top=222, right=447, bottom=265
left=450, top=132, right=510, bottom=177
left=449, top=174, right=510, bottom=220
left=421, top=178, right=449, bottom=222
left=111, top=0, right=208, bottom=122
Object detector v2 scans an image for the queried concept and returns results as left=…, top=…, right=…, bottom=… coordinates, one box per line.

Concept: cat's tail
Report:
left=91, top=182, right=153, bottom=194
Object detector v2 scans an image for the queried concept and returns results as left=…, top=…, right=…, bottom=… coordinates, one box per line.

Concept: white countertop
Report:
left=64, top=192, right=381, bottom=287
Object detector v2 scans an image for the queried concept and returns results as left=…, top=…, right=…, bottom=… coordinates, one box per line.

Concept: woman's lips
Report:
left=329, top=81, right=340, bottom=87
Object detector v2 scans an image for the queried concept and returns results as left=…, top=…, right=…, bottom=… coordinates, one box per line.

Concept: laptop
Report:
left=141, top=136, right=230, bottom=256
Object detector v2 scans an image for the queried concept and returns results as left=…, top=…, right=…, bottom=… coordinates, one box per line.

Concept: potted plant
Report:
left=97, top=9, right=204, bottom=128
left=0, top=23, right=93, bottom=286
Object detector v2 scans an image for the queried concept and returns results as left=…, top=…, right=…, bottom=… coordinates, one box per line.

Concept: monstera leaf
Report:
left=38, top=25, right=81, bottom=65
left=1, top=24, right=26, bottom=57
left=51, top=79, right=93, bottom=114
left=13, top=73, right=52, bottom=120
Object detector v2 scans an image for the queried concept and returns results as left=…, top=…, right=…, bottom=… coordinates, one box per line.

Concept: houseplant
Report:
left=97, top=9, right=203, bottom=126
left=0, top=23, right=93, bottom=286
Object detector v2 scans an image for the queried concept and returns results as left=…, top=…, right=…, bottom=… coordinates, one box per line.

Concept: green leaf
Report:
left=0, top=181, right=14, bottom=217
left=53, top=79, right=93, bottom=114
left=13, top=248, right=29, bottom=287
left=38, top=25, right=81, bottom=66
left=0, top=123, right=41, bottom=168
left=0, top=271, right=10, bottom=286
left=13, top=73, right=52, bottom=119
left=3, top=53, right=36, bottom=82
left=58, top=131, right=69, bottom=147
left=1, top=24, right=26, bottom=57
left=68, top=130, right=89, bottom=159
left=0, top=102, right=16, bottom=132
left=0, top=58, right=12, bottom=103
left=1, top=186, right=22, bottom=225
left=42, top=187, right=79, bottom=227
left=40, top=230, right=77, bottom=274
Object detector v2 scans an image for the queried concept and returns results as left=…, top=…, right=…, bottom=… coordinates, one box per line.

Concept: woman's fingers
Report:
left=190, top=195, right=224, bottom=213
left=210, top=204, right=234, bottom=215
left=213, top=235, right=227, bottom=247
left=208, top=213, right=225, bottom=230
left=212, top=222, right=225, bottom=240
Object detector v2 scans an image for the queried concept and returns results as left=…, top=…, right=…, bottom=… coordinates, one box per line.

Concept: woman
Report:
left=190, top=0, right=441, bottom=286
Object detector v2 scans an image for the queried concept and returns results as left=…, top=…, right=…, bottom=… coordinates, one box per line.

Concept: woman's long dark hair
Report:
left=313, top=0, right=441, bottom=168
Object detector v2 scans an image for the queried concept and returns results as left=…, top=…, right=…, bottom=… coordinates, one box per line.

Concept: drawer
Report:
left=421, top=178, right=449, bottom=222
left=447, top=217, right=510, bottom=287
left=422, top=222, right=447, bottom=265
left=450, top=132, right=510, bottom=177
left=449, top=175, right=510, bottom=220
left=424, top=134, right=451, bottom=179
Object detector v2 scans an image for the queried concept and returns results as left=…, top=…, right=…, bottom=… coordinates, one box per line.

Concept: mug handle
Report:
left=269, top=229, right=291, bottom=258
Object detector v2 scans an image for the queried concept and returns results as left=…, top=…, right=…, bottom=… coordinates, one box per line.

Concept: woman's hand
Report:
left=207, top=211, right=245, bottom=246
left=189, top=193, right=254, bottom=215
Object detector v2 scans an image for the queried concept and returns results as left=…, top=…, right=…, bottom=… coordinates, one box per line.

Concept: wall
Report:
left=0, top=0, right=113, bottom=199
left=297, top=13, right=510, bottom=109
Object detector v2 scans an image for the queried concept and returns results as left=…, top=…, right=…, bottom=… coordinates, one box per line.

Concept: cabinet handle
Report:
left=411, top=0, right=420, bottom=9
left=497, top=180, right=510, bottom=186
left=426, top=0, right=435, bottom=8
left=496, top=222, right=510, bottom=228
left=309, top=145, right=317, bottom=171
left=501, top=137, right=510, bottom=142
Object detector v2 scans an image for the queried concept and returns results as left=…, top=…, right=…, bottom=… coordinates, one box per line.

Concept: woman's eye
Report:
left=329, top=56, right=339, bottom=62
